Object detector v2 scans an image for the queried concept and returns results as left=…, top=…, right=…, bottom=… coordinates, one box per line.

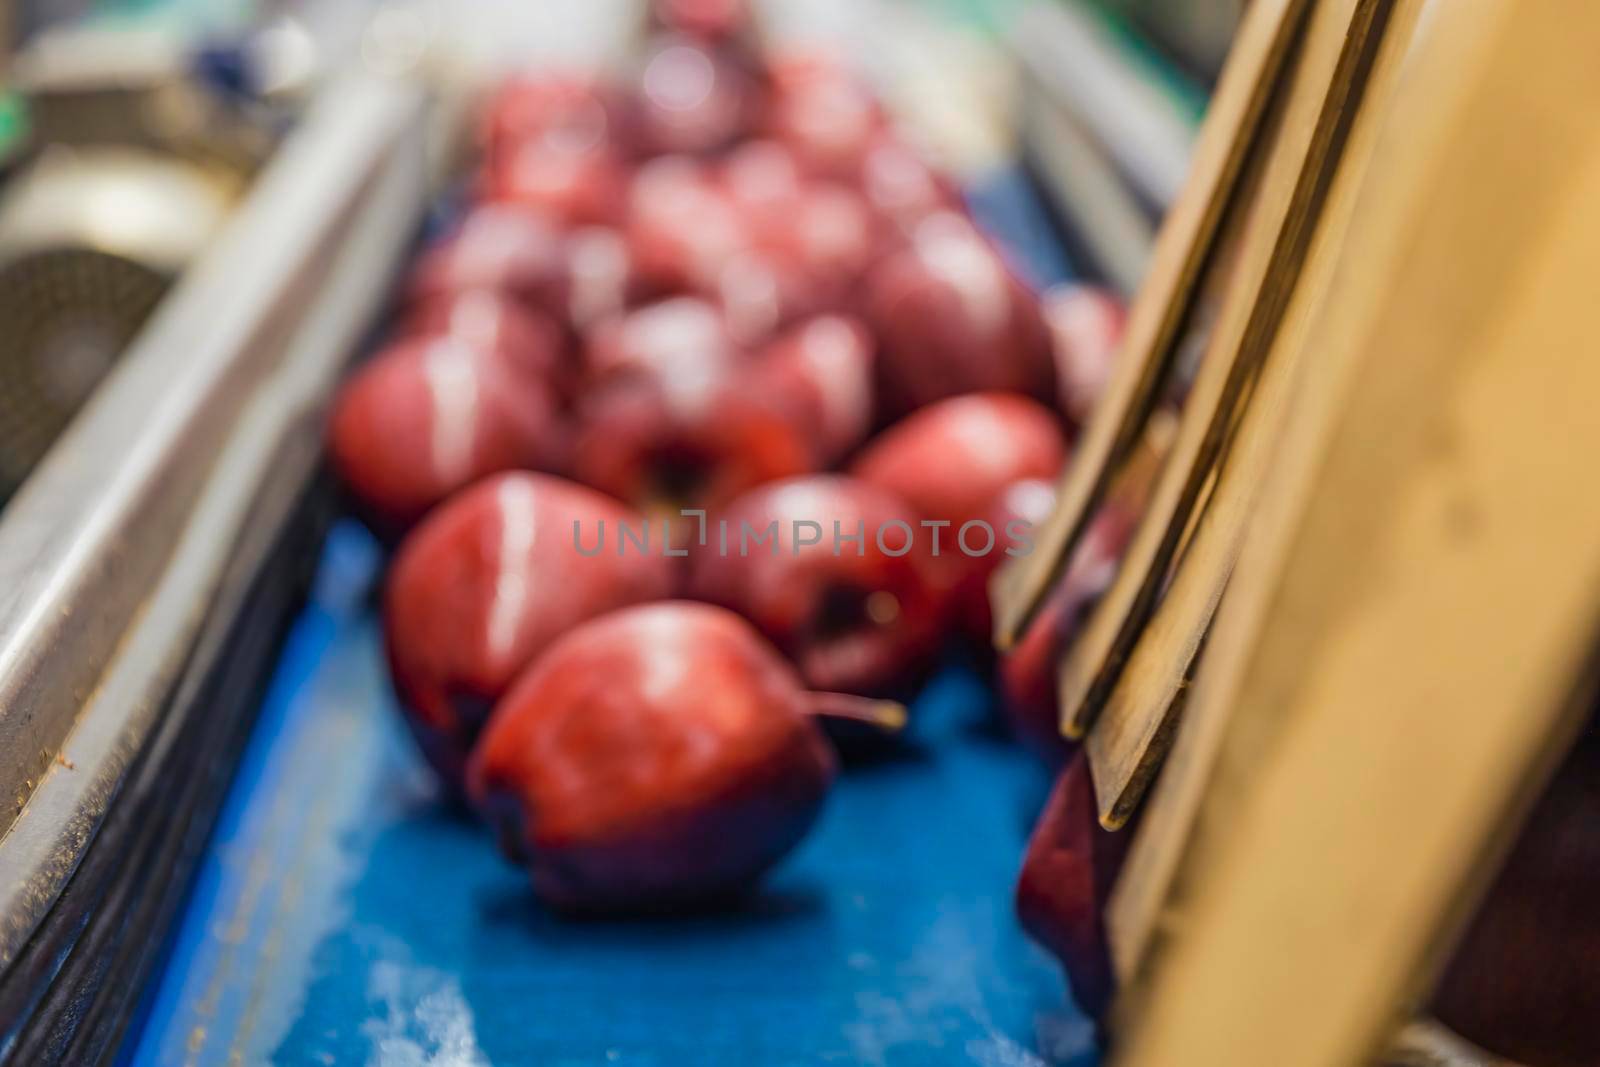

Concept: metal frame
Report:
left=0, top=68, right=430, bottom=1058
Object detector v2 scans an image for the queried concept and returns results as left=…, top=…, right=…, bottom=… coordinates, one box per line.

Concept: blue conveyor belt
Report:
left=124, top=522, right=1097, bottom=1066
left=122, top=169, right=1098, bottom=1066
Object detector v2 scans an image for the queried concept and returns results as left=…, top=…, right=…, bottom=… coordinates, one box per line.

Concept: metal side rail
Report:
left=0, top=71, right=430, bottom=1064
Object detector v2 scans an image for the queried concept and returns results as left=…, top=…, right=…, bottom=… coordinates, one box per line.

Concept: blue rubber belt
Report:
left=122, top=169, right=1096, bottom=1067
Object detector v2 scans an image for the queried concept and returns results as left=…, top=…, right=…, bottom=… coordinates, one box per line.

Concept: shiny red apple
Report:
left=1016, top=753, right=1131, bottom=1019
left=571, top=373, right=816, bottom=517
left=626, top=156, right=749, bottom=294
left=851, top=393, right=1067, bottom=539
left=385, top=473, right=676, bottom=789
left=478, top=74, right=633, bottom=226
left=688, top=475, right=947, bottom=696
left=480, top=72, right=630, bottom=171
left=718, top=143, right=881, bottom=333
left=767, top=182, right=879, bottom=305
left=571, top=313, right=871, bottom=513
left=647, top=0, right=753, bottom=42
left=864, top=211, right=1055, bottom=418
left=328, top=336, right=560, bottom=531
left=856, top=133, right=959, bottom=238
left=745, top=314, right=875, bottom=464
left=1432, top=726, right=1600, bottom=1067
left=850, top=393, right=1068, bottom=639
left=408, top=207, right=647, bottom=333
left=579, top=295, right=742, bottom=390
left=401, top=289, right=568, bottom=396
left=468, top=601, right=876, bottom=910
left=631, top=32, right=762, bottom=157
left=763, top=49, right=885, bottom=182
left=558, top=225, right=649, bottom=332
left=722, top=143, right=878, bottom=280
left=1044, top=283, right=1127, bottom=422
left=405, top=203, right=566, bottom=311
left=482, top=137, right=630, bottom=230
left=719, top=140, right=806, bottom=234
left=1000, top=500, right=1136, bottom=759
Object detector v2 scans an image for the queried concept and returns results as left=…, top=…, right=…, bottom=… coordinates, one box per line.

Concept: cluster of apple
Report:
left=327, top=0, right=1128, bottom=912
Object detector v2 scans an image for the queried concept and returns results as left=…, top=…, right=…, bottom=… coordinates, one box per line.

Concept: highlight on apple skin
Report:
left=851, top=392, right=1069, bottom=643
left=327, top=336, right=562, bottom=532
left=384, top=473, right=677, bottom=790
left=468, top=601, right=840, bottom=911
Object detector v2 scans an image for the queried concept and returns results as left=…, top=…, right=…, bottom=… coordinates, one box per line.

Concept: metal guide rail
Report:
left=0, top=70, right=430, bottom=1064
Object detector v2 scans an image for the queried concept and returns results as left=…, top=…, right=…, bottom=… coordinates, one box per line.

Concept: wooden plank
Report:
left=1104, top=0, right=1472, bottom=987
left=1049, top=0, right=1388, bottom=739
left=1085, top=0, right=1426, bottom=831
left=1055, top=0, right=1390, bottom=740
left=1111, top=2, right=1600, bottom=1063
left=990, top=0, right=1309, bottom=649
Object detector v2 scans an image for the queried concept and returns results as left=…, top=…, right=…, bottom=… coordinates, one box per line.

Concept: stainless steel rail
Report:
left=0, top=69, right=430, bottom=969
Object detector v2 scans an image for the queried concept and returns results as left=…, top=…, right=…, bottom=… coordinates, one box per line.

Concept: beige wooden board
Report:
left=1105, top=0, right=1495, bottom=989
left=1085, top=0, right=1427, bottom=831
left=1056, top=0, right=1389, bottom=740
left=1111, top=2, right=1600, bottom=1064
left=990, top=0, right=1309, bottom=649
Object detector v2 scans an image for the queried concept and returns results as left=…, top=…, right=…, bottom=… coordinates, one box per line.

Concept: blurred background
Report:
left=0, top=0, right=1239, bottom=506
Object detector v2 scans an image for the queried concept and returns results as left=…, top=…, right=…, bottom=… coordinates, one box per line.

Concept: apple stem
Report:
left=804, top=691, right=908, bottom=733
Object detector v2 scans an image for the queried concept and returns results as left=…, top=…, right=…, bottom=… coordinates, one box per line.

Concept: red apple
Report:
left=710, top=195, right=877, bottom=345
left=707, top=249, right=822, bottom=347
left=722, top=143, right=881, bottom=312
left=407, top=207, right=649, bottom=334
left=624, top=150, right=878, bottom=344
left=864, top=211, right=1055, bottom=418
left=469, top=601, right=908, bottom=910
left=746, top=315, right=875, bottom=463
left=688, top=475, right=948, bottom=696
left=571, top=313, right=871, bottom=513
left=631, top=33, right=761, bottom=157
left=626, top=156, right=749, bottom=294
left=850, top=393, right=1068, bottom=639
left=401, top=289, right=568, bottom=395
left=572, top=297, right=799, bottom=511
left=1016, top=753, right=1131, bottom=1019
left=857, top=133, right=959, bottom=238
left=560, top=225, right=649, bottom=333
left=1044, top=283, right=1128, bottom=422
left=328, top=336, right=560, bottom=531
left=723, top=143, right=878, bottom=278
left=1432, top=727, right=1600, bottom=1067
left=764, top=49, right=885, bottom=182
left=477, top=75, right=631, bottom=226
left=482, top=137, right=630, bottom=230
left=385, top=473, right=676, bottom=789
left=647, top=0, right=752, bottom=41
left=851, top=393, right=1068, bottom=539
left=480, top=73, right=632, bottom=170
left=571, top=373, right=817, bottom=517
left=405, top=203, right=566, bottom=311
left=1000, top=500, right=1136, bottom=759
left=579, top=295, right=741, bottom=390
left=720, top=140, right=806, bottom=235
left=773, top=182, right=879, bottom=300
